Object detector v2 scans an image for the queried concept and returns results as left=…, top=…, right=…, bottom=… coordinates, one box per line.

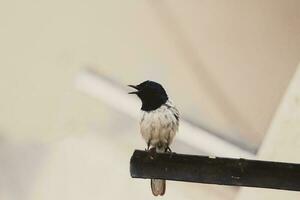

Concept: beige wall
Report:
left=0, top=0, right=299, bottom=146
left=236, top=64, right=300, bottom=199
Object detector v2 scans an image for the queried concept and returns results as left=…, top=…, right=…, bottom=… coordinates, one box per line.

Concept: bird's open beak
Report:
left=128, top=85, right=139, bottom=94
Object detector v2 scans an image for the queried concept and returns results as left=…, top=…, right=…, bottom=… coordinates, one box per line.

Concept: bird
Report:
left=128, top=80, right=179, bottom=196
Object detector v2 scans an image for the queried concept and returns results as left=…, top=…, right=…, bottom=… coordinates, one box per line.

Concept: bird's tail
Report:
left=151, top=179, right=166, bottom=196
left=151, top=145, right=166, bottom=196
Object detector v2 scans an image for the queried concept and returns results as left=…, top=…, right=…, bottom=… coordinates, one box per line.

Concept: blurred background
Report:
left=0, top=0, right=300, bottom=199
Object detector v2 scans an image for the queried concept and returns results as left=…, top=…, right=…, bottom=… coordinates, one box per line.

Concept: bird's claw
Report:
left=166, top=146, right=172, bottom=153
left=166, top=146, right=176, bottom=158
left=148, top=147, right=157, bottom=159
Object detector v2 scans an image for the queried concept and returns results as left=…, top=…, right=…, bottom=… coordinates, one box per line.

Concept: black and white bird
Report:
left=128, top=80, right=179, bottom=196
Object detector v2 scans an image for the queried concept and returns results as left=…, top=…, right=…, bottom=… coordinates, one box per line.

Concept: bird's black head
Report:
left=128, top=80, right=168, bottom=111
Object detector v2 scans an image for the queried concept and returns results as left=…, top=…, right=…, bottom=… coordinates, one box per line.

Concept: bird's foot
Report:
left=145, top=141, right=151, bottom=151
left=148, top=147, right=157, bottom=160
left=166, top=146, right=176, bottom=158
left=145, top=145, right=151, bottom=151
left=166, top=146, right=172, bottom=153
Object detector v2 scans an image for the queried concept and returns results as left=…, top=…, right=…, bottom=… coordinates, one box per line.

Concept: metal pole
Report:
left=130, top=150, right=300, bottom=191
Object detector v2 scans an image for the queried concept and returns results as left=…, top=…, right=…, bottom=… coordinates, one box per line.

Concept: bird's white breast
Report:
left=140, top=100, right=179, bottom=149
